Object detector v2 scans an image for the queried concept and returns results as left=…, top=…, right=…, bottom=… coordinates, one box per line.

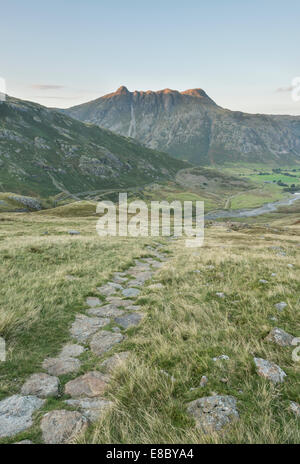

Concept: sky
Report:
left=1, top=0, right=300, bottom=114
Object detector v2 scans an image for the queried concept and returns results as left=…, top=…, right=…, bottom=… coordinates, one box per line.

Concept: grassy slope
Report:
left=0, top=209, right=299, bottom=444
left=0, top=96, right=186, bottom=197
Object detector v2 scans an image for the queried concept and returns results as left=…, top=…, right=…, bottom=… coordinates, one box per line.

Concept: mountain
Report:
left=0, top=96, right=186, bottom=197
left=64, top=86, right=300, bottom=165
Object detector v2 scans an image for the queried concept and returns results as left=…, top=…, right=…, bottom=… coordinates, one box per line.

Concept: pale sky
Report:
left=1, top=0, right=300, bottom=115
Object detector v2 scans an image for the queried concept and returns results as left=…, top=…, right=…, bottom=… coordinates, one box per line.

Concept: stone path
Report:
left=0, top=239, right=298, bottom=442
left=0, top=242, right=170, bottom=443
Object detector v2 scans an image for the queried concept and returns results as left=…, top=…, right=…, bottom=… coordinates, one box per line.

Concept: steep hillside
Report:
left=64, top=86, right=300, bottom=165
left=0, top=96, right=186, bottom=197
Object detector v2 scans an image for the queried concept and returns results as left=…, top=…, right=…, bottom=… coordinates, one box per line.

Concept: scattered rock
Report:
left=259, top=279, right=268, bottom=284
left=0, top=336, right=5, bottom=362
left=271, top=273, right=277, bottom=277
left=186, top=395, right=239, bottom=433
left=122, top=288, right=140, bottom=298
left=14, top=439, right=33, bottom=444
left=90, top=331, right=124, bottom=356
left=86, top=297, right=101, bottom=307
left=65, top=275, right=78, bottom=281
left=275, top=302, right=287, bottom=311
left=213, top=355, right=230, bottom=361
left=289, top=401, right=300, bottom=417
left=68, top=230, right=80, bottom=235
left=59, top=344, right=85, bottom=358
left=114, top=313, right=144, bottom=329
left=65, top=371, right=110, bottom=398
left=287, top=263, right=294, bottom=268
left=42, top=357, right=81, bottom=376
left=160, top=370, right=176, bottom=382
left=21, top=373, right=59, bottom=398
left=265, top=327, right=295, bottom=346
left=216, top=292, right=225, bottom=299
left=41, top=410, right=88, bottom=444
left=88, top=304, right=124, bottom=318
left=101, top=352, right=130, bottom=372
left=200, top=375, right=208, bottom=387
left=65, top=398, right=113, bottom=422
left=126, top=305, right=141, bottom=311
left=148, top=283, right=164, bottom=290
left=0, top=395, right=45, bottom=438
left=70, top=314, right=110, bottom=342
left=254, top=357, right=286, bottom=383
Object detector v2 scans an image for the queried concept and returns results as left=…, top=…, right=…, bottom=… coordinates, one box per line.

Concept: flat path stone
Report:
left=65, top=398, right=113, bottom=422
left=97, top=283, right=123, bottom=297
left=41, top=410, right=88, bottom=444
left=88, top=304, right=124, bottom=318
left=0, top=395, right=45, bottom=438
left=70, top=314, right=110, bottom=342
left=21, top=373, right=59, bottom=398
left=90, top=331, right=124, bottom=356
left=186, top=395, right=239, bottom=433
left=42, top=357, right=81, bottom=376
left=254, top=357, right=286, bottom=383
left=65, top=371, right=110, bottom=398
left=115, top=313, right=144, bottom=329
left=86, top=297, right=101, bottom=307
left=265, top=327, right=295, bottom=346
left=106, top=297, right=133, bottom=307
left=59, top=344, right=85, bottom=358
left=101, top=352, right=130, bottom=372
left=122, top=288, right=140, bottom=298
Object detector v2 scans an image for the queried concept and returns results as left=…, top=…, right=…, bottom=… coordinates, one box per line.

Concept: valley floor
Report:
left=0, top=212, right=299, bottom=443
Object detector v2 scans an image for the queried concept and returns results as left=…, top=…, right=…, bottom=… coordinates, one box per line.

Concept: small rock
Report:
left=265, top=327, right=295, bottom=346
left=289, top=401, right=300, bottom=417
left=42, top=357, right=81, bottom=376
left=112, top=327, right=121, bottom=333
left=216, top=292, right=225, bottom=299
left=90, top=331, right=124, bottom=356
left=0, top=337, right=5, bottom=362
left=147, top=283, right=164, bottom=290
left=41, top=410, right=88, bottom=444
left=70, top=314, right=110, bottom=342
left=287, top=264, right=294, bottom=268
left=0, top=395, right=45, bottom=438
left=65, top=371, right=110, bottom=398
left=126, top=305, right=141, bottom=311
left=186, top=395, right=239, bottom=433
left=122, top=288, right=140, bottom=298
left=65, top=398, right=113, bottom=423
left=21, top=373, right=59, bottom=398
left=65, top=275, right=78, bottom=281
left=101, top=352, right=130, bottom=372
left=200, top=375, right=208, bottom=387
left=259, top=279, right=268, bottom=284
left=68, top=230, right=80, bottom=235
left=269, top=316, right=278, bottom=322
left=97, top=282, right=123, bottom=297
left=59, top=344, right=85, bottom=358
left=271, top=273, right=277, bottom=277
left=14, top=439, right=33, bottom=444
left=254, top=357, right=286, bottom=383
left=213, top=355, right=230, bottom=361
left=275, top=302, right=287, bottom=311
left=115, top=313, right=144, bottom=329
left=86, top=297, right=101, bottom=307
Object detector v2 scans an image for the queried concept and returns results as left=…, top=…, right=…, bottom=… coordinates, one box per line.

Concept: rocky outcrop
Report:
left=64, top=86, right=300, bottom=165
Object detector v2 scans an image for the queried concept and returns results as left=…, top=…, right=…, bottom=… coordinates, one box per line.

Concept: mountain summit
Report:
left=64, top=87, right=300, bottom=165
